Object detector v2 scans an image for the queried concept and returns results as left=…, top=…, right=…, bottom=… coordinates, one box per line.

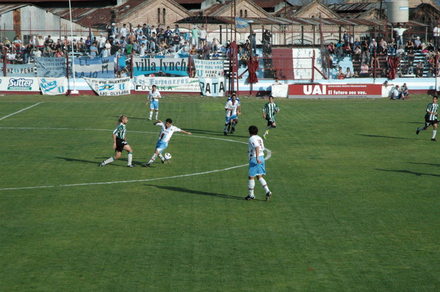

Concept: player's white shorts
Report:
left=248, top=156, right=266, bottom=177
left=155, top=140, right=168, bottom=152
left=225, top=114, right=238, bottom=124
left=150, top=100, right=159, bottom=110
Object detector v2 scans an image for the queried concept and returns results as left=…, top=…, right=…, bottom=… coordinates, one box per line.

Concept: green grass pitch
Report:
left=1, top=93, right=440, bottom=291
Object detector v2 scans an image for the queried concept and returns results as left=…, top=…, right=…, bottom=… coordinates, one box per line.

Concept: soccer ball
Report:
left=164, top=153, right=172, bottom=160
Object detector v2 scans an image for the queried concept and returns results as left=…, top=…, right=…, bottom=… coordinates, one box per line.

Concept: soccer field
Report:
left=1, top=94, right=440, bottom=291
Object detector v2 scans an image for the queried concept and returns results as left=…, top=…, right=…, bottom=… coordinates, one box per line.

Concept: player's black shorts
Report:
left=266, top=119, right=276, bottom=127
left=424, top=115, right=438, bottom=126
left=116, top=138, right=128, bottom=152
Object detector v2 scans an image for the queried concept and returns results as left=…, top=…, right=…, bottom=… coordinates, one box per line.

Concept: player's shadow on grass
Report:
left=145, top=184, right=246, bottom=201
left=57, top=156, right=144, bottom=167
left=408, top=162, right=440, bottom=167
left=358, top=134, right=414, bottom=140
left=376, top=168, right=440, bottom=177
left=185, top=128, right=248, bottom=138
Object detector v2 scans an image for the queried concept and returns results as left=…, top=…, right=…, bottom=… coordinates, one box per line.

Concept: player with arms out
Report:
left=416, top=95, right=438, bottom=141
left=245, top=125, right=272, bottom=201
left=263, top=95, right=280, bottom=139
left=100, top=115, right=135, bottom=167
left=147, top=84, right=161, bottom=120
left=224, top=92, right=241, bottom=135
left=145, top=118, right=192, bottom=166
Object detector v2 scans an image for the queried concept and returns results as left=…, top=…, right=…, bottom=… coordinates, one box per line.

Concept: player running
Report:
left=145, top=118, right=192, bottom=166
left=224, top=92, right=241, bottom=135
left=416, top=95, right=438, bottom=141
left=148, top=84, right=161, bottom=120
left=262, top=95, right=280, bottom=139
left=99, top=115, right=135, bottom=167
left=245, top=125, right=272, bottom=201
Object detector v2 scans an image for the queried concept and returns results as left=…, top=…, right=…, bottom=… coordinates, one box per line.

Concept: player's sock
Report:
left=158, top=153, right=165, bottom=161
left=102, top=157, right=114, bottom=165
left=259, top=177, right=270, bottom=193
left=155, top=112, right=159, bottom=120
left=224, top=124, right=228, bottom=132
left=148, top=154, right=157, bottom=164
left=248, top=179, right=255, bottom=197
left=149, top=111, right=153, bottom=120
left=432, top=130, right=437, bottom=139
left=127, top=152, right=133, bottom=166
left=417, top=126, right=425, bottom=132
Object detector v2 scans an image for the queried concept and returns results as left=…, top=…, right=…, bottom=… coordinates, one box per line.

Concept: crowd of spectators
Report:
left=326, top=29, right=440, bottom=79
left=0, top=23, right=230, bottom=64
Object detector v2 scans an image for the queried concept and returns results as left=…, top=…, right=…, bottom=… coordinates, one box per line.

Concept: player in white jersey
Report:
left=145, top=118, right=192, bottom=166
left=245, top=125, right=272, bottom=201
left=99, top=115, right=135, bottom=167
left=416, top=96, right=438, bottom=141
left=148, top=84, right=162, bottom=120
left=224, top=92, right=241, bottom=135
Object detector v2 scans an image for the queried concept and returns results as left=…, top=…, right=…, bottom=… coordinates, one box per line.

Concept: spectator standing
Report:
left=434, top=22, right=440, bottom=48
left=191, top=25, right=199, bottom=48
left=199, top=25, right=207, bottom=48
left=90, top=42, right=98, bottom=58
left=120, top=23, right=129, bottom=38
left=393, top=24, right=407, bottom=48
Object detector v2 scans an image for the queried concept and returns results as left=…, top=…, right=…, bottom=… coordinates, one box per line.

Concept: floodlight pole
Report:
left=69, top=0, right=79, bottom=95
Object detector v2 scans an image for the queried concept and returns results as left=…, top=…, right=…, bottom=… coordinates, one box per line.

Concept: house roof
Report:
left=175, top=0, right=204, bottom=3
left=0, top=3, right=27, bottom=15
left=293, top=0, right=340, bottom=19
left=253, top=0, right=286, bottom=8
left=48, top=0, right=190, bottom=29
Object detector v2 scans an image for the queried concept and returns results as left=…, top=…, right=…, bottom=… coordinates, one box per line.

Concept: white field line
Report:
left=0, top=126, right=272, bottom=191
left=0, top=102, right=43, bottom=121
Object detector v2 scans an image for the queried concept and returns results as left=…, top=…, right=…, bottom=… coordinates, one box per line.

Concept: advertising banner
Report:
left=39, top=78, right=67, bottom=95
left=35, top=57, right=67, bottom=77
left=0, top=77, right=40, bottom=91
left=74, top=56, right=115, bottom=78
left=134, top=76, right=199, bottom=92
left=5, top=64, right=36, bottom=77
left=193, top=59, right=224, bottom=78
left=288, top=84, right=383, bottom=98
left=271, top=84, right=288, bottom=98
left=199, top=77, right=226, bottom=97
left=85, top=77, right=131, bottom=96
left=133, top=57, right=188, bottom=76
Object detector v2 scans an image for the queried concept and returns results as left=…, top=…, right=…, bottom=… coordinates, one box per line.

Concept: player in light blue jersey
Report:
left=416, top=96, right=438, bottom=141
left=100, top=115, right=135, bottom=167
left=224, top=92, right=241, bottom=135
left=145, top=118, right=192, bottom=166
left=245, top=125, right=272, bottom=201
left=148, top=84, right=162, bottom=120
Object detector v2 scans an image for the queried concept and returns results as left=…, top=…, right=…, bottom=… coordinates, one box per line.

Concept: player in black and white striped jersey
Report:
left=416, top=96, right=439, bottom=141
